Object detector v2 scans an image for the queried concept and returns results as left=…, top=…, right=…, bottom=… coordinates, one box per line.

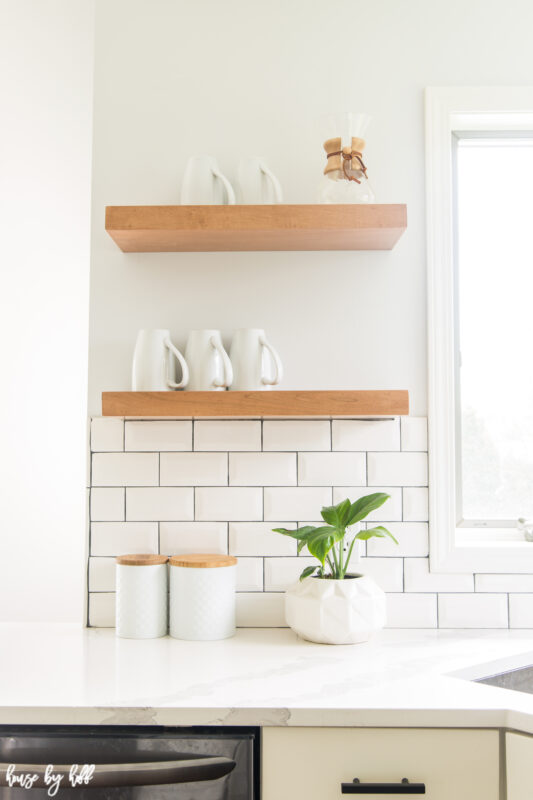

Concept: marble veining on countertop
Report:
left=2, top=625, right=533, bottom=731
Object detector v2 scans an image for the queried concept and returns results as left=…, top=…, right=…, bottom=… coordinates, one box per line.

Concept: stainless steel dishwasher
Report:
left=0, top=726, right=259, bottom=799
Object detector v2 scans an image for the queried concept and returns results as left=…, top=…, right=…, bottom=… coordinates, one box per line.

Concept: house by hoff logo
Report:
left=5, top=764, right=96, bottom=796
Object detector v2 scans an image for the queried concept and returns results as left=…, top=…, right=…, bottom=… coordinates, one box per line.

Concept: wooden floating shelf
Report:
left=105, top=204, right=407, bottom=252
left=102, top=390, right=409, bottom=418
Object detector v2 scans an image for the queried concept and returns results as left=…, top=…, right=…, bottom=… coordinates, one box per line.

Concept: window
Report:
left=456, top=135, right=533, bottom=524
left=426, top=88, right=533, bottom=572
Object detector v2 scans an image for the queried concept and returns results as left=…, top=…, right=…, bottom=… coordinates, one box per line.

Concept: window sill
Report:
left=431, top=529, right=533, bottom=574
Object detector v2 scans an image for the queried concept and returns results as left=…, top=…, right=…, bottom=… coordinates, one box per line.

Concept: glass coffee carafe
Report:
left=319, top=112, right=375, bottom=203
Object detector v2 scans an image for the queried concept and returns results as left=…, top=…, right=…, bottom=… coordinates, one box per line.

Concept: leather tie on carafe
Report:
left=323, top=137, right=368, bottom=183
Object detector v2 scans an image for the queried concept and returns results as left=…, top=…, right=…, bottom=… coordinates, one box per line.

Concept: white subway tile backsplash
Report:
left=298, top=452, right=366, bottom=487
left=126, top=487, right=194, bottom=521
left=333, top=486, right=402, bottom=521
left=404, top=559, right=474, bottom=592
left=91, top=418, right=124, bottom=452
left=509, top=595, right=533, bottom=628
left=356, top=558, right=403, bottom=592
left=263, top=420, right=330, bottom=451
left=476, top=574, right=533, bottom=592
left=87, top=414, right=521, bottom=633
left=160, top=453, right=227, bottom=486
left=88, top=557, right=116, bottom=592
left=92, top=453, right=159, bottom=487
left=368, top=452, right=428, bottom=486
left=229, top=522, right=297, bottom=556
left=438, top=594, right=508, bottom=628
left=91, top=522, right=158, bottom=556
left=386, top=593, right=437, bottom=628
left=88, top=593, right=115, bottom=627
left=264, top=487, right=332, bottom=521
left=401, top=417, right=428, bottom=451
left=366, top=522, right=429, bottom=557
left=125, top=421, right=192, bottom=452
left=195, top=487, right=263, bottom=521
left=229, top=453, right=296, bottom=486
left=90, top=488, right=125, bottom=521
left=332, top=419, right=400, bottom=452
left=236, top=593, right=286, bottom=627
left=402, top=487, right=429, bottom=521
left=236, top=558, right=264, bottom=591
left=264, top=557, right=316, bottom=591
left=160, top=522, right=228, bottom=554
left=194, top=421, right=261, bottom=451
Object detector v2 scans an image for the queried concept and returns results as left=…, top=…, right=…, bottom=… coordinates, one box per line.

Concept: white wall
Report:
left=0, top=1, right=94, bottom=622
left=88, top=0, right=533, bottom=417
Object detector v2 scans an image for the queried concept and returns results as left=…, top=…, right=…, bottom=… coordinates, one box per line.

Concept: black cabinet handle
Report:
left=342, top=778, right=426, bottom=794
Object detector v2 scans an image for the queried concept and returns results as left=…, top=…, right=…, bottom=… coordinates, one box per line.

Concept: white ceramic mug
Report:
left=181, top=155, right=236, bottom=205
left=132, top=329, right=189, bottom=391
left=236, top=156, right=283, bottom=204
left=185, top=329, right=233, bottom=391
left=229, top=328, right=283, bottom=390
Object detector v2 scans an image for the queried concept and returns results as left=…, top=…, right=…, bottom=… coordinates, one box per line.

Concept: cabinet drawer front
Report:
left=262, top=728, right=499, bottom=800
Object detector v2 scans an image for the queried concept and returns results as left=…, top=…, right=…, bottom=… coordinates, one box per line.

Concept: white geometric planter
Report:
left=285, top=574, right=386, bottom=645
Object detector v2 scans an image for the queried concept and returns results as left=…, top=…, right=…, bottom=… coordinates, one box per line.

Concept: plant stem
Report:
left=331, top=544, right=340, bottom=578
left=338, top=534, right=344, bottom=579
left=344, top=536, right=357, bottom=575
left=326, top=555, right=335, bottom=575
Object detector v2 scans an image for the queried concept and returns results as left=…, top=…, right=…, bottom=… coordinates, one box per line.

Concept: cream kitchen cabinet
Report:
left=262, top=727, right=499, bottom=799
left=506, top=731, right=533, bottom=799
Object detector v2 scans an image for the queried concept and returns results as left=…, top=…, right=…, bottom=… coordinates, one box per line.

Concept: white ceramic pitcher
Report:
left=229, top=329, right=283, bottom=391
left=181, top=155, right=236, bottom=205
left=132, top=329, right=189, bottom=391
left=185, top=330, right=233, bottom=391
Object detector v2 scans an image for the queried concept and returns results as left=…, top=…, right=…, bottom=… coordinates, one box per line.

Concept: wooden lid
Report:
left=116, top=554, right=169, bottom=566
left=169, top=554, right=238, bottom=569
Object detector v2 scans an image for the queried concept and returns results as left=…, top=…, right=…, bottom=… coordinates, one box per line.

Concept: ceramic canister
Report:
left=115, top=554, right=169, bottom=639
left=169, top=554, right=237, bottom=641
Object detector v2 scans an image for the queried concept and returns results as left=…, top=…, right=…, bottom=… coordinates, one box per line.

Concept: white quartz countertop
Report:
left=3, top=625, right=533, bottom=731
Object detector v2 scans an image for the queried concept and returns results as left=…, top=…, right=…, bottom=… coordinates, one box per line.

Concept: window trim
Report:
left=426, top=86, right=533, bottom=573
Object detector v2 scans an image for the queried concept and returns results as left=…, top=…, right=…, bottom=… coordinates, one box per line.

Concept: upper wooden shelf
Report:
left=102, top=390, right=409, bottom=418
left=105, top=204, right=407, bottom=252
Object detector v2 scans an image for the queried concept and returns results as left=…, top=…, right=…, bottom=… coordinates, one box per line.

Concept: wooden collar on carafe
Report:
left=324, top=137, right=368, bottom=182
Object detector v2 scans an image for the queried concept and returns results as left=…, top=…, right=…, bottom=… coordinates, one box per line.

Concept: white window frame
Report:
left=426, top=86, right=533, bottom=573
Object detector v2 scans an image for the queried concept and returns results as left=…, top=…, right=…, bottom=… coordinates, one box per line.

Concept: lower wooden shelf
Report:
left=101, top=390, right=409, bottom=418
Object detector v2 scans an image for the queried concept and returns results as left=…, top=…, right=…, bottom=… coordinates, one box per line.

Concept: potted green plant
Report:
left=273, top=493, right=398, bottom=644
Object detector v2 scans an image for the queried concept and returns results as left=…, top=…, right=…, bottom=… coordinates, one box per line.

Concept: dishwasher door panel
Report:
left=0, top=726, right=257, bottom=800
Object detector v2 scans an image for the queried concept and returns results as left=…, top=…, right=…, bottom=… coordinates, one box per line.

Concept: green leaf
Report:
left=307, top=536, right=333, bottom=566
left=299, top=566, right=318, bottom=581
left=356, top=525, right=398, bottom=544
left=272, top=525, right=318, bottom=541
left=346, top=493, right=391, bottom=526
left=320, top=498, right=351, bottom=528
left=306, top=527, right=336, bottom=566
left=308, top=525, right=344, bottom=545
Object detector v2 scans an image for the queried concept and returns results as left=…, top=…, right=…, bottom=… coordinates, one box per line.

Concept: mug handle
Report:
left=164, top=337, right=189, bottom=389
left=259, top=335, right=283, bottom=385
left=212, top=167, right=236, bottom=205
left=259, top=161, right=283, bottom=203
left=210, top=336, right=233, bottom=388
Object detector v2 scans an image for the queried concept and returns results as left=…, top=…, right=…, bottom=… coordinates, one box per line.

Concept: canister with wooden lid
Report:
left=115, top=554, right=169, bottom=639
left=169, top=554, right=237, bottom=641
